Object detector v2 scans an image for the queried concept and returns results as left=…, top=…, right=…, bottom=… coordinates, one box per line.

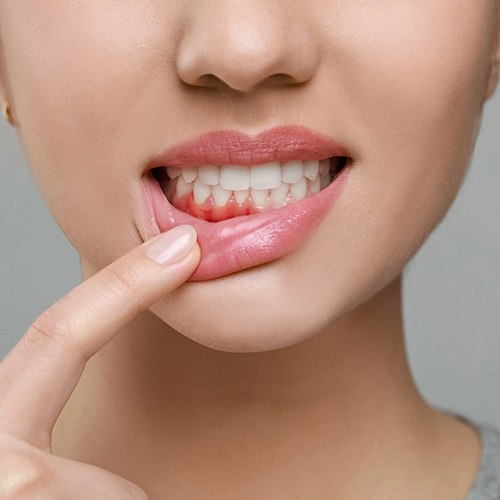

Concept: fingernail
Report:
left=146, top=225, right=197, bottom=265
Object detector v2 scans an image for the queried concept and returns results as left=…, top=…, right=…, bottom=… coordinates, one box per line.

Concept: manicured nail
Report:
left=146, top=225, right=197, bottom=265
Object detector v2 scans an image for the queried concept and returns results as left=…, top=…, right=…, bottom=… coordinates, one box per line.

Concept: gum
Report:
left=173, top=191, right=304, bottom=222
left=166, top=178, right=313, bottom=222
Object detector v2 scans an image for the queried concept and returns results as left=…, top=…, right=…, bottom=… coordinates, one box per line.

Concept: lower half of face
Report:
left=2, top=0, right=497, bottom=351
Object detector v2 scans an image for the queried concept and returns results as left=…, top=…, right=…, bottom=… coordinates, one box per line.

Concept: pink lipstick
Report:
left=141, top=125, right=352, bottom=281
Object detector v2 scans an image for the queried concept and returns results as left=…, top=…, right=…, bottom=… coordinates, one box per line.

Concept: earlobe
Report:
left=0, top=76, right=15, bottom=126
left=0, top=76, right=14, bottom=126
left=2, top=98, right=14, bottom=126
left=0, top=52, right=15, bottom=126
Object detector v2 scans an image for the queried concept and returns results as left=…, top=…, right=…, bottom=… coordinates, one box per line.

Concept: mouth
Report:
left=141, top=125, right=353, bottom=281
left=150, top=156, right=349, bottom=222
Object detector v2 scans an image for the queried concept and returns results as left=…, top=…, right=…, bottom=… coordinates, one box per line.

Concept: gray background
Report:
left=1, top=94, right=499, bottom=428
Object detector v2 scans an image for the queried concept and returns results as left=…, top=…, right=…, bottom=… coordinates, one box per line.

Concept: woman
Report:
left=0, top=1, right=499, bottom=498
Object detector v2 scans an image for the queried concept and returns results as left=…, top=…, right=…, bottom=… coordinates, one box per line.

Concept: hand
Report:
left=0, top=225, right=201, bottom=499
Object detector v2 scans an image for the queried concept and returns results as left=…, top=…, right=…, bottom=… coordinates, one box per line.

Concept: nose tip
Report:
left=175, top=6, right=319, bottom=93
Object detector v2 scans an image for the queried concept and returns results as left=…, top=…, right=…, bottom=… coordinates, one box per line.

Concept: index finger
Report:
left=0, top=225, right=200, bottom=451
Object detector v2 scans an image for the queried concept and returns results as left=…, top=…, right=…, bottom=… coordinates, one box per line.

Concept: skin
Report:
left=1, top=0, right=499, bottom=498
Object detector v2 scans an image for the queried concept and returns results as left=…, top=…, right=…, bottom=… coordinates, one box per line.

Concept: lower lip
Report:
left=141, top=162, right=351, bottom=281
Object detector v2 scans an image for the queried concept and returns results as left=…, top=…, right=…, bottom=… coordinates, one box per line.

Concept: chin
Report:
left=147, top=258, right=341, bottom=353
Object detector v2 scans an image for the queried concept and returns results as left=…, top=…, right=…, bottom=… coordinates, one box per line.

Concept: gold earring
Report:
left=2, top=99, right=15, bottom=126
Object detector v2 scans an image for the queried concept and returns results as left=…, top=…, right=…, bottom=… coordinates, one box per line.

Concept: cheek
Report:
left=308, top=1, right=495, bottom=322
left=319, top=0, right=492, bottom=267
left=2, top=3, right=175, bottom=263
left=332, top=0, right=491, bottom=167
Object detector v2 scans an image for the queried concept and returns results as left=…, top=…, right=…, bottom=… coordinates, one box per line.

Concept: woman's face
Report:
left=1, top=1, right=498, bottom=352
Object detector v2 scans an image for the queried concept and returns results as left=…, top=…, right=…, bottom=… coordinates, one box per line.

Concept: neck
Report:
left=51, top=272, right=478, bottom=498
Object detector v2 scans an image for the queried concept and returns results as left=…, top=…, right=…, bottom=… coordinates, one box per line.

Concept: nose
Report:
left=175, top=2, right=320, bottom=93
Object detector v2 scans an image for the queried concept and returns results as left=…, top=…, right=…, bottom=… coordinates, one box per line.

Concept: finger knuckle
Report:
left=105, top=263, right=140, bottom=297
left=0, top=446, right=54, bottom=498
left=24, top=309, right=73, bottom=355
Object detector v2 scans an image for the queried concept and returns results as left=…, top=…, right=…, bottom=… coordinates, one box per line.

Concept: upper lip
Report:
left=148, top=125, right=350, bottom=168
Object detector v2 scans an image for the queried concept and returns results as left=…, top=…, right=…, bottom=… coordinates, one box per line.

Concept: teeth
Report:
left=212, top=184, right=232, bottom=207
left=290, top=177, right=307, bottom=201
left=193, top=178, right=211, bottom=205
left=167, top=166, right=181, bottom=179
left=309, top=175, right=321, bottom=194
left=281, top=160, right=304, bottom=184
left=198, top=165, right=219, bottom=186
left=220, top=164, right=250, bottom=191
left=250, top=188, right=269, bottom=208
left=168, top=158, right=340, bottom=207
left=320, top=173, right=331, bottom=189
left=270, top=182, right=290, bottom=207
left=319, top=159, right=330, bottom=176
left=176, top=176, right=194, bottom=197
left=303, top=160, right=319, bottom=181
left=234, top=189, right=249, bottom=204
left=181, top=167, right=198, bottom=183
left=250, top=162, right=282, bottom=190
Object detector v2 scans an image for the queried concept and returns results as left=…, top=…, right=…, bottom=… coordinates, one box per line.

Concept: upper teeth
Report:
left=167, top=159, right=330, bottom=191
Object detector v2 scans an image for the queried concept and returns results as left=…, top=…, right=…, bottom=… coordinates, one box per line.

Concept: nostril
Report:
left=188, top=73, right=223, bottom=89
left=191, top=72, right=300, bottom=93
left=262, top=73, right=302, bottom=88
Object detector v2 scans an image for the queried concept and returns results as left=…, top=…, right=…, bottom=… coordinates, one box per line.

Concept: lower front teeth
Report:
left=250, top=188, right=268, bottom=208
left=234, top=189, right=249, bottom=204
left=290, top=177, right=307, bottom=201
left=193, top=178, right=211, bottom=204
left=212, top=184, right=232, bottom=207
left=270, top=182, right=289, bottom=206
